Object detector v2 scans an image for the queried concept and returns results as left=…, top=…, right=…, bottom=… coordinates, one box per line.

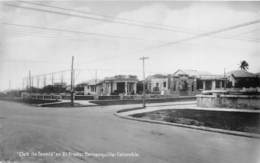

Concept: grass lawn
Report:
left=131, top=109, right=260, bottom=134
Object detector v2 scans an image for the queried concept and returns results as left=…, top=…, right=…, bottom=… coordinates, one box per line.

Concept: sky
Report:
left=1, top=1, right=260, bottom=90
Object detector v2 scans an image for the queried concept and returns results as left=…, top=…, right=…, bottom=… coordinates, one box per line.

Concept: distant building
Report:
left=84, top=75, right=138, bottom=96
left=227, top=70, right=259, bottom=88
left=80, top=69, right=259, bottom=97
left=145, top=69, right=228, bottom=96
left=171, top=69, right=227, bottom=95
left=83, top=79, right=101, bottom=95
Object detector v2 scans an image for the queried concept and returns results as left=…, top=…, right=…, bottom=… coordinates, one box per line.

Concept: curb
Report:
left=114, top=110, right=260, bottom=139
left=38, top=102, right=99, bottom=107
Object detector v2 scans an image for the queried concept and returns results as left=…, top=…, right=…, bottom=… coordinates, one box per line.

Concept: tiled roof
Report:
left=147, top=74, right=168, bottom=79
left=199, top=75, right=226, bottom=80
left=227, top=70, right=256, bottom=78
left=173, top=69, right=212, bottom=77
left=83, top=79, right=102, bottom=85
left=104, top=75, right=138, bottom=81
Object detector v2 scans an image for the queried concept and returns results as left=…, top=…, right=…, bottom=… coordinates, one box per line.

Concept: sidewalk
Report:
left=38, top=100, right=98, bottom=107
left=63, top=100, right=98, bottom=106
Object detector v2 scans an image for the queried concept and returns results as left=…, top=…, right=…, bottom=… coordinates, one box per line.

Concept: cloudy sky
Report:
left=1, top=1, right=260, bottom=90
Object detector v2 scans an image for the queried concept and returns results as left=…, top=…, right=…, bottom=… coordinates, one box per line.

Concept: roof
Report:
left=104, top=75, right=138, bottom=81
left=199, top=75, right=226, bottom=80
left=147, top=74, right=168, bottom=79
left=227, top=70, right=256, bottom=78
left=173, top=69, right=212, bottom=78
left=79, top=79, right=102, bottom=86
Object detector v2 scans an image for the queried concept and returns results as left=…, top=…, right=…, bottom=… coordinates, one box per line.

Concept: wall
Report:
left=197, top=94, right=260, bottom=109
left=90, top=96, right=196, bottom=105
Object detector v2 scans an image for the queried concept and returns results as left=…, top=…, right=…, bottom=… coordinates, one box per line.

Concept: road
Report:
left=0, top=100, right=259, bottom=163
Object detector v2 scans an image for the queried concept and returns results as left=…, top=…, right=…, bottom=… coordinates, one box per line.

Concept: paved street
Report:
left=0, top=100, right=260, bottom=163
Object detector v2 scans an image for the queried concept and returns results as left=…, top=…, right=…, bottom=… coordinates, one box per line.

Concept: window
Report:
left=163, top=81, right=166, bottom=88
left=197, top=79, right=203, bottom=89
left=216, top=80, right=221, bottom=88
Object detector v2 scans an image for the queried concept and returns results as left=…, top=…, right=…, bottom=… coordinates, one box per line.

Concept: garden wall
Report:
left=90, top=96, right=196, bottom=105
left=197, top=94, right=260, bottom=109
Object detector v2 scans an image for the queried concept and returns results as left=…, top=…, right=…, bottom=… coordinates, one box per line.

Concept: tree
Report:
left=239, top=60, right=249, bottom=71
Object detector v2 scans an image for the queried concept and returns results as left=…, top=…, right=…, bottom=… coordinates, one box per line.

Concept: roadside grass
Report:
left=131, top=109, right=260, bottom=134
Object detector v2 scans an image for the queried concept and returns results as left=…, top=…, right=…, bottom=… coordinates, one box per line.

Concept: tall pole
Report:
left=37, top=77, right=40, bottom=88
left=29, top=70, right=32, bottom=93
left=51, top=73, right=54, bottom=85
left=22, top=78, right=25, bottom=90
left=71, top=56, right=75, bottom=106
left=95, top=69, right=98, bottom=84
left=140, top=56, right=149, bottom=108
left=224, top=68, right=226, bottom=90
left=61, top=72, right=64, bottom=84
left=43, top=75, right=46, bottom=87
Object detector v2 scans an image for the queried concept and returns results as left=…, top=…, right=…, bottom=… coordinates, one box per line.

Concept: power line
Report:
left=5, top=3, right=194, bottom=35
left=227, top=27, right=260, bottom=38
left=18, top=1, right=200, bottom=34
left=7, top=2, right=260, bottom=43
left=2, top=22, right=166, bottom=43
left=141, top=18, right=260, bottom=51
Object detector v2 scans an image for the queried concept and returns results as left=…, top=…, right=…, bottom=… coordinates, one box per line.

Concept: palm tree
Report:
left=239, top=60, right=249, bottom=71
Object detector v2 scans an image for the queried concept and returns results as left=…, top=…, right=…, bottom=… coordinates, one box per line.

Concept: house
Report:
left=146, top=74, right=169, bottom=95
left=100, top=75, right=138, bottom=95
left=83, top=79, right=101, bottom=95
left=168, top=69, right=227, bottom=96
left=75, top=82, right=88, bottom=95
left=84, top=75, right=138, bottom=96
left=227, top=70, right=259, bottom=88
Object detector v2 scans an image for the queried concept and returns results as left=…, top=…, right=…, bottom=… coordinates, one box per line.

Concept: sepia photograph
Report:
left=0, top=0, right=260, bottom=162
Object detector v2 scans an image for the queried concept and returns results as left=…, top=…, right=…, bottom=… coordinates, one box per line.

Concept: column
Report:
left=110, top=82, right=113, bottom=95
left=113, top=82, right=117, bottom=92
left=125, top=81, right=128, bottom=95
left=202, top=81, right=206, bottom=90
left=212, top=80, right=216, bottom=90
left=133, top=82, right=137, bottom=94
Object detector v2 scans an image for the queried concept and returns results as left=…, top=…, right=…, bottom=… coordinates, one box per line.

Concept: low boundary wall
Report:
left=197, top=95, right=260, bottom=109
left=90, top=96, right=196, bottom=105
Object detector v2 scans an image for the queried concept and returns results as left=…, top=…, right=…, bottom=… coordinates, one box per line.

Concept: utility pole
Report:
left=71, top=56, right=75, bottom=106
left=43, top=75, right=46, bottom=87
left=22, top=78, right=25, bottom=90
left=224, top=68, right=227, bottom=90
left=29, top=70, right=32, bottom=93
left=95, top=69, right=98, bottom=84
left=31, top=77, right=34, bottom=88
left=61, top=72, right=64, bottom=84
left=140, top=56, right=149, bottom=108
left=51, top=73, right=54, bottom=85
